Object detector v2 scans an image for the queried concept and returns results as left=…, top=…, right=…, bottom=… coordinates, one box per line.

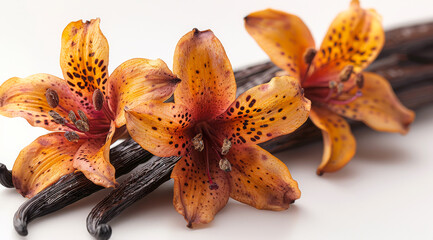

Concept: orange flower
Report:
left=125, top=29, right=311, bottom=227
left=245, top=0, right=415, bottom=175
left=0, top=19, right=180, bottom=198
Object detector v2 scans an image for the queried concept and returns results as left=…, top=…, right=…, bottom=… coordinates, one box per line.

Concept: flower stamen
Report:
left=64, top=131, right=80, bottom=142
left=192, top=133, right=204, bottom=152
left=219, top=158, right=232, bottom=172
left=75, top=119, right=90, bottom=132
left=302, top=48, right=317, bottom=83
left=355, top=73, right=364, bottom=88
left=45, top=88, right=59, bottom=108
left=48, top=110, right=66, bottom=125
left=339, top=65, right=354, bottom=82
left=77, top=110, right=89, bottom=124
left=221, top=138, right=231, bottom=155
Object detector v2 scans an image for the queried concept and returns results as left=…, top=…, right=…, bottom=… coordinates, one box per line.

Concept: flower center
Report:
left=45, top=88, right=114, bottom=142
left=305, top=65, right=364, bottom=105
left=192, top=122, right=232, bottom=190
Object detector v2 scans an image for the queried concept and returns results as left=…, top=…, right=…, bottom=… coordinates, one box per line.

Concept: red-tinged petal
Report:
left=173, top=29, right=236, bottom=121
left=326, top=72, right=415, bottom=134
left=171, top=151, right=230, bottom=227
left=214, top=76, right=311, bottom=145
left=125, top=101, right=193, bottom=157
left=312, top=0, right=384, bottom=76
left=245, top=9, right=315, bottom=79
left=106, top=58, right=180, bottom=127
left=12, top=133, right=85, bottom=198
left=227, top=145, right=301, bottom=210
left=60, top=18, right=109, bottom=107
left=0, top=74, right=92, bottom=131
left=309, top=106, right=356, bottom=175
left=73, top=122, right=116, bottom=188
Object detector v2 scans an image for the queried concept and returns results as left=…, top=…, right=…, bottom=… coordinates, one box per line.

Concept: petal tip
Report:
left=191, top=28, right=213, bottom=37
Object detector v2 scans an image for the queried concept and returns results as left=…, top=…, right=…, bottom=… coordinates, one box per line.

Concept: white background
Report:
left=0, top=0, right=432, bottom=239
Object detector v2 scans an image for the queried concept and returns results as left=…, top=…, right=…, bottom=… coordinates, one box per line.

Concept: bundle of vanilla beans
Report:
left=1, top=21, right=433, bottom=240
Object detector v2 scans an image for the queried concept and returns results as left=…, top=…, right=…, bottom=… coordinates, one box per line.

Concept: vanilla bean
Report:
left=379, top=21, right=433, bottom=58
left=13, top=138, right=153, bottom=236
left=85, top=22, right=433, bottom=240
left=87, top=156, right=179, bottom=240
left=0, top=163, right=13, bottom=188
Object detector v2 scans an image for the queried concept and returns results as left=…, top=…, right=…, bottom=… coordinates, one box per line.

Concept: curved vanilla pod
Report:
left=87, top=156, right=179, bottom=240
left=13, top=138, right=153, bottom=236
left=0, top=163, right=13, bottom=188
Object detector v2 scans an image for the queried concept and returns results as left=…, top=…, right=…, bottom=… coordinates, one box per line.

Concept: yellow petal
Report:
left=125, top=101, right=192, bottom=157
left=0, top=74, right=94, bottom=131
left=73, top=122, right=117, bottom=188
left=309, top=106, right=356, bottom=175
left=106, top=58, right=180, bottom=127
left=227, top=145, right=301, bottom=210
left=213, top=76, right=311, bottom=145
left=12, top=133, right=84, bottom=198
left=313, top=0, right=384, bottom=73
left=245, top=9, right=315, bottom=79
left=326, top=72, right=415, bottom=134
left=60, top=18, right=109, bottom=105
left=171, top=151, right=230, bottom=227
left=173, top=29, right=236, bottom=121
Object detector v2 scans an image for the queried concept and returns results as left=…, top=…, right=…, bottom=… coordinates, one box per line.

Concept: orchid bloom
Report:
left=0, top=19, right=179, bottom=198
left=125, top=29, right=311, bottom=227
left=245, top=0, right=415, bottom=175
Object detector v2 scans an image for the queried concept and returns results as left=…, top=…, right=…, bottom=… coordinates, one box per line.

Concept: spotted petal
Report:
left=309, top=106, right=356, bottom=175
left=106, top=58, right=179, bottom=127
left=12, top=133, right=84, bottom=198
left=245, top=9, right=315, bottom=79
left=214, top=76, right=311, bottom=146
left=173, top=29, right=236, bottom=121
left=326, top=72, right=415, bottom=134
left=171, top=151, right=230, bottom=227
left=73, top=122, right=116, bottom=188
left=125, top=101, right=193, bottom=157
left=60, top=18, right=109, bottom=108
left=227, top=145, right=301, bottom=210
left=0, top=74, right=91, bottom=132
left=312, top=0, right=384, bottom=75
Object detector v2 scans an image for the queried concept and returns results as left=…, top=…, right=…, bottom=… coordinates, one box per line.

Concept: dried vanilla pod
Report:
left=87, top=156, right=180, bottom=240
left=0, top=163, right=13, bottom=188
left=13, top=138, right=154, bottom=236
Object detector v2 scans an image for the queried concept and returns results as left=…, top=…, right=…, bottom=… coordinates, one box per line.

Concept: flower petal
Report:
left=0, top=74, right=87, bottom=131
left=227, top=145, right=301, bottom=210
left=245, top=9, right=315, bottom=79
left=73, top=122, right=116, bottom=188
left=312, top=0, right=384, bottom=74
left=173, top=29, right=236, bottom=121
left=60, top=18, right=109, bottom=106
left=309, top=106, right=356, bottom=175
left=214, top=76, right=311, bottom=145
left=326, top=72, right=415, bottom=134
left=171, top=151, right=230, bottom=227
left=106, top=58, right=179, bottom=127
left=12, top=133, right=84, bottom=198
left=125, top=101, right=193, bottom=157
